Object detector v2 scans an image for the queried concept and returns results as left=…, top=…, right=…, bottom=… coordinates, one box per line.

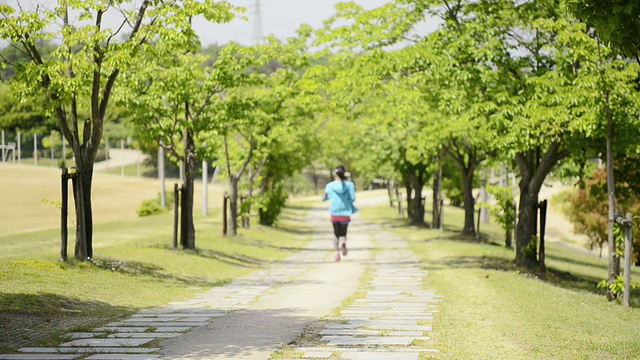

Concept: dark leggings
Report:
left=332, top=222, right=349, bottom=238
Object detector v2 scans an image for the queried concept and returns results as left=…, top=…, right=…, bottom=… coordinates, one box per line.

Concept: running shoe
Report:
left=340, top=237, right=348, bottom=256
left=334, top=252, right=341, bottom=262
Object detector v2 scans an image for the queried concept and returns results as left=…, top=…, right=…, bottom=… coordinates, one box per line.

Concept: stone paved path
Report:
left=286, top=226, right=441, bottom=360
left=0, top=204, right=441, bottom=360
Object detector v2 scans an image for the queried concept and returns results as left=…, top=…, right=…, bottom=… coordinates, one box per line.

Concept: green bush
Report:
left=137, top=190, right=175, bottom=217
left=137, top=199, right=167, bottom=217
left=259, top=184, right=288, bottom=226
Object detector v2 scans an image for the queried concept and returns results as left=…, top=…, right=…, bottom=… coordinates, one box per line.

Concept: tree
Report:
left=212, top=36, right=312, bottom=234
left=0, top=0, right=241, bottom=259
left=569, top=0, right=640, bottom=64
left=118, top=38, right=250, bottom=248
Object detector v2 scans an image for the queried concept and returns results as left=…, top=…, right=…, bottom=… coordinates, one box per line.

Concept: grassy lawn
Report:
left=0, top=164, right=317, bottom=352
left=363, top=203, right=640, bottom=360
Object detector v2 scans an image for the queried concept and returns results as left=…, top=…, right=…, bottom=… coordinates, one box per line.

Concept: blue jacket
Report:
left=322, top=180, right=357, bottom=216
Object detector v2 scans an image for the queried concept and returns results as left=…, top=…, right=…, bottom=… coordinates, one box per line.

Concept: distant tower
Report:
left=253, top=0, right=263, bottom=44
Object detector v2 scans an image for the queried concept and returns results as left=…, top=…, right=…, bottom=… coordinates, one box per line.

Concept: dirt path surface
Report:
left=157, top=207, right=372, bottom=359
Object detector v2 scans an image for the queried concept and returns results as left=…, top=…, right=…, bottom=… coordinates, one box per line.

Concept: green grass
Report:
left=363, top=203, right=640, bottom=360
left=0, top=200, right=315, bottom=352
left=97, top=162, right=156, bottom=177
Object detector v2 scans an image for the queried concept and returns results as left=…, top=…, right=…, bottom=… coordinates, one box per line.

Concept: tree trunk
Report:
left=515, top=188, right=538, bottom=267
left=245, top=167, right=254, bottom=229
left=405, top=180, right=413, bottom=219
left=432, top=154, right=443, bottom=229
left=461, top=167, right=476, bottom=235
left=81, top=166, right=94, bottom=259
left=605, top=97, right=617, bottom=300
left=229, top=175, right=239, bottom=236
left=387, top=180, right=395, bottom=207
left=72, top=151, right=94, bottom=261
left=409, top=168, right=426, bottom=226
left=180, top=126, right=196, bottom=250
left=446, top=146, right=480, bottom=236
left=513, top=142, right=568, bottom=268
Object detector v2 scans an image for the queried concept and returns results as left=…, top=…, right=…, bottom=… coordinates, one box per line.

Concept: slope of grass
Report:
left=0, top=203, right=314, bottom=352
left=363, top=203, right=640, bottom=360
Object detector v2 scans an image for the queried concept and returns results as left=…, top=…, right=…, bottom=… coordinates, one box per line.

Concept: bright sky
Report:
left=195, top=0, right=393, bottom=46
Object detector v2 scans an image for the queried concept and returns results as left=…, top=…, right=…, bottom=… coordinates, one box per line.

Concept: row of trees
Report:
left=0, top=0, right=319, bottom=259
left=2, top=0, right=639, bottom=300
left=303, top=0, right=640, bottom=301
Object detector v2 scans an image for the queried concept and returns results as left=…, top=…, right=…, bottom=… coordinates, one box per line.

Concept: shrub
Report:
left=137, top=190, right=175, bottom=217
left=259, top=184, right=288, bottom=226
left=137, top=199, right=167, bottom=217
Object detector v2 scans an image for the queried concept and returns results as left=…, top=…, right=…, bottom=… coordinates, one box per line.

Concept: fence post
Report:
left=34, top=134, right=38, bottom=166
left=51, top=132, right=54, bottom=166
left=439, top=199, right=444, bottom=231
left=159, top=144, right=166, bottom=208
left=624, top=213, right=632, bottom=307
left=173, top=183, right=179, bottom=249
left=60, top=168, right=69, bottom=261
left=105, top=138, right=109, bottom=170
left=223, top=193, right=229, bottom=235
left=17, top=130, right=21, bottom=164
left=202, top=160, right=208, bottom=217
left=121, top=139, right=125, bottom=176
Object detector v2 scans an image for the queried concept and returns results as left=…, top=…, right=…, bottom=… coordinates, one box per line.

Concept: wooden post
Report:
left=203, top=160, right=208, bottom=217
left=34, top=134, right=38, bottom=166
left=476, top=203, right=481, bottom=241
left=61, top=168, right=69, bottom=261
left=120, top=139, right=125, bottom=176
left=439, top=199, right=444, bottom=231
left=513, top=203, right=518, bottom=242
left=51, top=131, right=54, bottom=166
left=624, top=213, right=633, bottom=307
left=105, top=138, right=109, bottom=170
left=17, top=129, right=21, bottom=164
left=173, top=183, right=179, bottom=249
left=223, top=193, right=229, bottom=235
left=539, top=199, right=548, bottom=273
left=159, top=144, right=166, bottom=208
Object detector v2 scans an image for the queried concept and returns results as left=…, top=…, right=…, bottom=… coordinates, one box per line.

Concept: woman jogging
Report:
left=322, top=165, right=357, bottom=262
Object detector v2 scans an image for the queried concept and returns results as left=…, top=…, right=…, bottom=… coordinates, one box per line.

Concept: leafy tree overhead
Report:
left=569, top=0, right=640, bottom=63
left=0, top=0, right=242, bottom=260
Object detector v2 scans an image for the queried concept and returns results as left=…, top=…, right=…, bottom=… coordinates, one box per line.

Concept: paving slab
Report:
left=321, top=335, right=429, bottom=346
left=319, top=329, right=381, bottom=336
left=341, top=352, right=419, bottom=360
left=338, top=316, right=435, bottom=321
left=331, top=320, right=419, bottom=326
left=107, top=333, right=180, bottom=339
left=0, top=356, right=79, bottom=360
left=94, top=328, right=148, bottom=333
left=294, top=347, right=426, bottom=353
left=151, top=327, right=190, bottom=333
left=365, top=325, right=432, bottom=331
left=341, top=310, right=433, bottom=315
left=66, top=333, right=104, bottom=339
left=106, top=322, right=207, bottom=327
left=132, top=313, right=222, bottom=317
left=18, top=348, right=159, bottom=354
left=84, top=355, right=160, bottom=360
left=60, top=339, right=153, bottom=347
left=349, top=303, right=436, bottom=309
